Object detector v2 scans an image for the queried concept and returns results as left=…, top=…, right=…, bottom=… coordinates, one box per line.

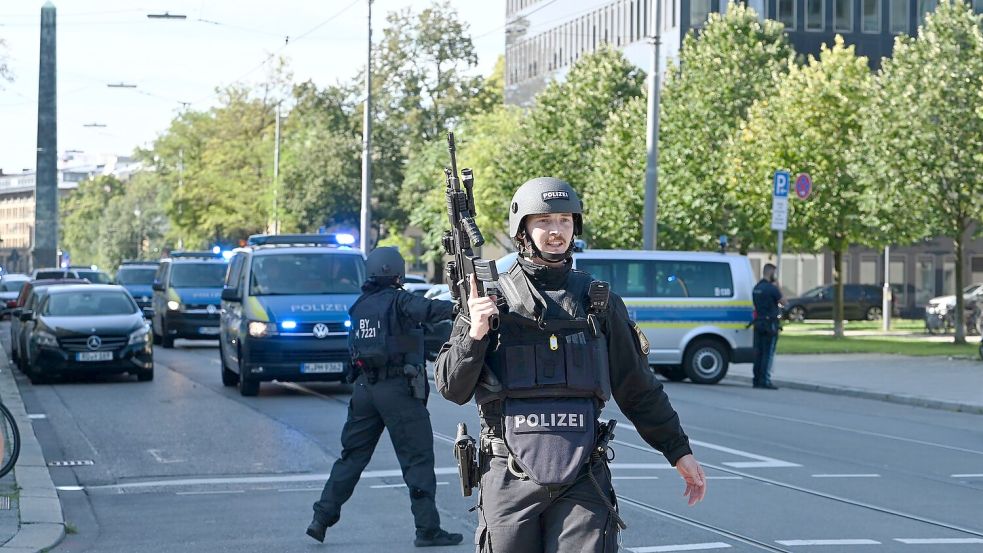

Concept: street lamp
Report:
left=147, top=12, right=187, bottom=20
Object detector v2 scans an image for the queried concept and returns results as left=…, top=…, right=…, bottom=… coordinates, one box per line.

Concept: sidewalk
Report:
left=0, top=347, right=64, bottom=552
left=727, top=353, right=983, bottom=414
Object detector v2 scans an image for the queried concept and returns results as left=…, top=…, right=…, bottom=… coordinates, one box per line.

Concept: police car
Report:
left=218, top=234, right=365, bottom=396
left=151, top=252, right=228, bottom=348
left=116, top=260, right=160, bottom=312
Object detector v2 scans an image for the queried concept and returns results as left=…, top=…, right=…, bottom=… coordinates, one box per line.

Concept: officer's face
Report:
left=526, top=213, right=575, bottom=256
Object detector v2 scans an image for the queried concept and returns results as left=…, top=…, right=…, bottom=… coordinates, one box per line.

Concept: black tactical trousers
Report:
left=475, top=454, right=619, bottom=552
left=313, top=372, right=441, bottom=534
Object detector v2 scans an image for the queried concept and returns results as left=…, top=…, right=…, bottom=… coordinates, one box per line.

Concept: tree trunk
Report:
left=953, top=226, right=967, bottom=344
left=833, top=248, right=845, bottom=339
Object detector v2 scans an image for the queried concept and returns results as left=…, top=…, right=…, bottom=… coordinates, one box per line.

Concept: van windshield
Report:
left=170, top=263, right=227, bottom=288
left=250, top=253, right=365, bottom=296
left=116, top=268, right=157, bottom=285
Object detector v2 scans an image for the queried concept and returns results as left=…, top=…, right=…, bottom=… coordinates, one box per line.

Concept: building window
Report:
left=862, top=0, right=881, bottom=32
left=918, top=0, right=936, bottom=22
left=691, top=0, right=711, bottom=26
left=975, top=0, right=983, bottom=14
left=806, top=0, right=825, bottom=30
left=778, top=0, right=796, bottom=28
left=942, top=259, right=956, bottom=295
left=835, top=0, right=853, bottom=31
left=915, top=257, right=935, bottom=305
left=889, top=0, right=908, bottom=32
left=890, top=258, right=907, bottom=306
left=860, top=258, right=878, bottom=284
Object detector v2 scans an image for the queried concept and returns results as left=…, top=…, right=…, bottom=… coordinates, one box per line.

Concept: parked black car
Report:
left=19, top=284, right=154, bottom=383
left=783, top=284, right=894, bottom=322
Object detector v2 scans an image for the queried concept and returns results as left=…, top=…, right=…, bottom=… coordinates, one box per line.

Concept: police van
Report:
left=218, top=234, right=365, bottom=396
left=151, top=252, right=228, bottom=348
left=489, top=249, right=755, bottom=384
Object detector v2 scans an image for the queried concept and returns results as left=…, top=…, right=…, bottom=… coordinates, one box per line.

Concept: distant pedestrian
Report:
left=306, top=247, right=463, bottom=547
left=752, top=263, right=784, bottom=389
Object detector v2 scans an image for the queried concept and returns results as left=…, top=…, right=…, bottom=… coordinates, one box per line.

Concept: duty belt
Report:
left=362, top=365, right=406, bottom=381
left=479, top=436, right=510, bottom=458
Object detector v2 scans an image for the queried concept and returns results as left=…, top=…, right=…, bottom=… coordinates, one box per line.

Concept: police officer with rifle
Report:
left=435, top=159, right=707, bottom=551
left=307, top=246, right=463, bottom=547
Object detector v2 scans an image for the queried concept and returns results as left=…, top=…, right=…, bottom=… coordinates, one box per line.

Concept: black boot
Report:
left=414, top=528, right=464, bottom=547
left=306, top=518, right=327, bottom=543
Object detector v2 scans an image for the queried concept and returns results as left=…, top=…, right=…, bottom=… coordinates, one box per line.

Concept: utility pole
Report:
left=33, top=1, right=58, bottom=271
left=882, top=246, right=891, bottom=331
left=273, top=104, right=281, bottom=235
left=359, top=0, right=373, bottom=253
left=643, top=0, right=663, bottom=250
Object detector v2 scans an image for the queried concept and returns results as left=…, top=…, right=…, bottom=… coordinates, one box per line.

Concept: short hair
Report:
left=762, top=263, right=777, bottom=278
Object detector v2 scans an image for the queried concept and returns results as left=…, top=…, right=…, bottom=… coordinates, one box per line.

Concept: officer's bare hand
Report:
left=467, top=274, right=498, bottom=340
left=675, top=454, right=707, bottom=506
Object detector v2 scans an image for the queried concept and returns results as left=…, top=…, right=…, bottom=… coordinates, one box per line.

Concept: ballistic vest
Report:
left=349, top=288, right=424, bottom=370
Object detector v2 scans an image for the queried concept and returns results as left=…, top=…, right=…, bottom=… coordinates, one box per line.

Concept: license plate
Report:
left=77, top=351, right=113, bottom=362
left=302, top=362, right=345, bottom=374
left=199, top=327, right=220, bottom=335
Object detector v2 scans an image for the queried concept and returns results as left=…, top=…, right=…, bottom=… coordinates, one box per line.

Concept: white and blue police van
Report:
left=492, top=249, right=755, bottom=384
left=218, top=234, right=365, bottom=396
left=151, top=252, right=228, bottom=348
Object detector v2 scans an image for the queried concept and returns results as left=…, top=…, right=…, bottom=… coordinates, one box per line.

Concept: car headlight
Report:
left=128, top=324, right=152, bottom=345
left=34, top=330, right=58, bottom=348
left=248, top=321, right=276, bottom=338
left=167, top=300, right=181, bottom=311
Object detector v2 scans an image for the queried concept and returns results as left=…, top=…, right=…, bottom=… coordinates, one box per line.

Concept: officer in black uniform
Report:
left=434, top=177, right=707, bottom=552
left=751, top=263, right=784, bottom=389
left=307, top=247, right=463, bottom=547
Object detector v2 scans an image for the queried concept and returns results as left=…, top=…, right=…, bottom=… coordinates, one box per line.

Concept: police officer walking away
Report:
left=751, top=263, right=784, bottom=389
left=435, top=177, right=707, bottom=552
left=307, top=247, right=463, bottom=547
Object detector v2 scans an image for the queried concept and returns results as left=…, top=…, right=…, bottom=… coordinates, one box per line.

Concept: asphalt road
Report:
left=4, top=326, right=983, bottom=552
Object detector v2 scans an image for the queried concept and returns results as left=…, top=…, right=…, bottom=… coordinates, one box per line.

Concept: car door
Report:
left=842, top=285, right=863, bottom=319
left=220, top=253, right=246, bottom=367
left=808, top=286, right=834, bottom=318
left=152, top=262, right=170, bottom=336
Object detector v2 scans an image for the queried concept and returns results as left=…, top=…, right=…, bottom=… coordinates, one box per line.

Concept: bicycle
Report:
left=0, top=401, right=21, bottom=479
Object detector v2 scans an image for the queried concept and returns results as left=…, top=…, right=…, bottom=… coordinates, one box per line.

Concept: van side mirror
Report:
left=221, top=287, right=242, bottom=302
left=152, top=281, right=165, bottom=292
left=19, top=310, right=34, bottom=322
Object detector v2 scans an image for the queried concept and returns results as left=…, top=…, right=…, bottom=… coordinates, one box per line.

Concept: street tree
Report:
left=860, top=0, right=983, bottom=344
left=60, top=175, right=124, bottom=266
left=659, top=3, right=795, bottom=251
left=726, top=36, right=874, bottom=337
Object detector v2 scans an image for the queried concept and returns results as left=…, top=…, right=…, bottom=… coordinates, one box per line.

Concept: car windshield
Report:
left=170, top=263, right=227, bottom=288
left=35, top=270, right=67, bottom=280
left=0, top=280, right=27, bottom=293
left=802, top=286, right=825, bottom=298
left=249, top=253, right=365, bottom=295
left=116, top=268, right=157, bottom=285
left=75, top=270, right=113, bottom=284
left=42, top=290, right=137, bottom=316
left=963, top=283, right=982, bottom=295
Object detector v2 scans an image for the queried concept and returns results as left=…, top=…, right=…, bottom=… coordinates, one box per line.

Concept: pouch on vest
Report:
left=503, top=397, right=595, bottom=486
left=350, top=295, right=395, bottom=370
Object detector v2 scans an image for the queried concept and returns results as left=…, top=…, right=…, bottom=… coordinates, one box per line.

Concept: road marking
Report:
left=952, top=474, right=983, bottom=478
left=27, top=413, right=46, bottom=419
left=615, top=420, right=800, bottom=468
left=278, top=488, right=319, bottom=493
left=176, top=490, right=245, bottom=496
left=776, top=539, right=880, bottom=546
left=811, top=474, right=880, bottom=478
left=148, top=449, right=185, bottom=464
left=629, top=543, right=731, bottom=552
left=82, top=467, right=461, bottom=491
left=55, top=486, right=84, bottom=491
left=894, top=538, right=983, bottom=545
left=370, top=482, right=449, bottom=489
left=613, top=476, right=659, bottom=480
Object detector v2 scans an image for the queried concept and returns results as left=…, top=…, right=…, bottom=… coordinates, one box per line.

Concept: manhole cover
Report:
left=47, top=460, right=95, bottom=467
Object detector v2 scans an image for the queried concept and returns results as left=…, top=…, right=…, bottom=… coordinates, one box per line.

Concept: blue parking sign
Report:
left=773, top=170, right=790, bottom=198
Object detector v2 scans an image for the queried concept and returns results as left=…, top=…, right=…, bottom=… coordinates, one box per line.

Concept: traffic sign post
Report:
left=795, top=173, right=812, bottom=200
left=772, top=171, right=790, bottom=278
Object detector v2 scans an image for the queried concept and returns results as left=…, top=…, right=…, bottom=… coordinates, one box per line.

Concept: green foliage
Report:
left=376, top=233, right=419, bottom=266
left=859, top=0, right=983, bottom=342
left=659, top=3, right=795, bottom=251
left=61, top=176, right=124, bottom=265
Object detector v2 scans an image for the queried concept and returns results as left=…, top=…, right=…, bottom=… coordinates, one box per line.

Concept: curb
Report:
left=0, top=354, right=64, bottom=552
left=726, top=373, right=983, bottom=415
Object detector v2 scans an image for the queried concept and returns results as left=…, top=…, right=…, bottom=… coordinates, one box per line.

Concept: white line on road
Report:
left=55, top=486, right=84, bottom=491
left=27, top=413, right=46, bottom=419
left=951, top=474, right=983, bottom=478
left=615, top=420, right=800, bottom=468
left=629, top=543, right=732, bottom=552
left=810, top=474, right=881, bottom=478
left=894, top=538, right=983, bottom=545
left=776, top=539, right=880, bottom=546
left=176, top=490, right=245, bottom=496
left=370, top=482, right=449, bottom=489
left=148, top=449, right=186, bottom=464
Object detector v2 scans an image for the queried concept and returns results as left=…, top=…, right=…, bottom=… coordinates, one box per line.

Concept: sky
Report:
left=0, top=0, right=506, bottom=173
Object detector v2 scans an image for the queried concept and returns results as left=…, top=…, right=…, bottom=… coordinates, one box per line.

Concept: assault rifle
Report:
left=441, top=132, right=499, bottom=329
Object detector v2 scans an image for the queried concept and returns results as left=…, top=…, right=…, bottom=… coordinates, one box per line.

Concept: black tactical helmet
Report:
left=365, top=247, right=405, bottom=280
left=508, top=177, right=583, bottom=238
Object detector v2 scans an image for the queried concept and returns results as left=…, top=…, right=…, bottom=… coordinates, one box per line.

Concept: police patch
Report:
left=541, top=190, right=570, bottom=201
left=632, top=322, right=650, bottom=355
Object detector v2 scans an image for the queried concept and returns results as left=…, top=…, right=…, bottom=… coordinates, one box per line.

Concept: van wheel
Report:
left=865, top=306, right=882, bottom=321
left=162, top=333, right=175, bottom=349
left=683, top=339, right=728, bottom=384
left=219, top=347, right=238, bottom=386
left=238, top=375, right=259, bottom=396
left=137, top=367, right=154, bottom=382
left=655, top=365, right=687, bottom=382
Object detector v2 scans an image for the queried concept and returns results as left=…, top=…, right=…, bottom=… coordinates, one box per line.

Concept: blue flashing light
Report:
left=667, top=275, right=677, bottom=282
left=212, top=246, right=221, bottom=254
left=281, top=320, right=298, bottom=330
left=344, top=319, right=352, bottom=328
left=335, top=233, right=356, bottom=246
left=221, top=250, right=235, bottom=260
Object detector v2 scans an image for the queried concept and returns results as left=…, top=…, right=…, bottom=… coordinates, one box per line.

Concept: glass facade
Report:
left=835, top=0, right=854, bottom=31
left=779, top=0, right=797, bottom=27
left=890, top=0, right=909, bottom=32
left=807, top=0, right=825, bottom=30
left=862, top=0, right=881, bottom=32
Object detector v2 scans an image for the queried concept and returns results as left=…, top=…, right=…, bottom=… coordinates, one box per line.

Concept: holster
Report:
left=454, top=423, right=480, bottom=497
left=404, top=364, right=427, bottom=400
